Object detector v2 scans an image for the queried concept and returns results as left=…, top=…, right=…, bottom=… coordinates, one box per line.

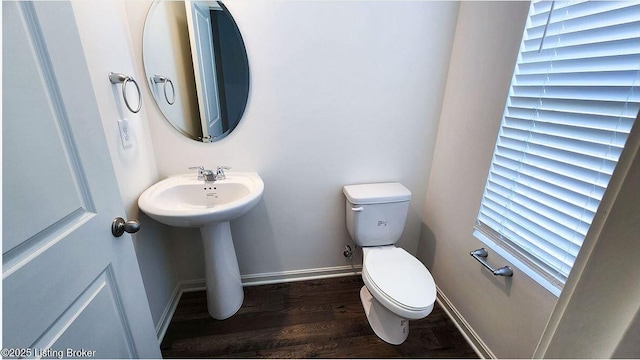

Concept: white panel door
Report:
left=2, top=2, right=161, bottom=358
left=185, top=0, right=223, bottom=140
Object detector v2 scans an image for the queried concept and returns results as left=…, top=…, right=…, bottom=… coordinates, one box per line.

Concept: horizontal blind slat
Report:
left=528, top=4, right=640, bottom=40
left=529, top=1, right=637, bottom=29
left=508, top=96, right=640, bottom=121
left=492, top=153, right=610, bottom=204
left=490, top=162, right=603, bottom=211
left=521, top=37, right=640, bottom=64
left=511, top=85, right=640, bottom=102
left=501, top=113, right=632, bottom=147
left=484, top=183, right=591, bottom=239
left=524, top=20, right=640, bottom=52
left=503, top=112, right=632, bottom=142
left=514, top=70, right=640, bottom=87
left=499, top=125, right=625, bottom=160
left=486, top=171, right=597, bottom=222
left=517, top=54, right=640, bottom=75
left=495, top=144, right=613, bottom=188
left=497, top=135, right=618, bottom=174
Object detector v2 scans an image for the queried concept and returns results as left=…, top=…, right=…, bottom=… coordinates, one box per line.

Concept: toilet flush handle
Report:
left=351, top=207, right=363, bottom=212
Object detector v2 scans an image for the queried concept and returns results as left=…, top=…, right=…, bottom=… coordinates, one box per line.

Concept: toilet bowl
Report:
left=343, top=183, right=437, bottom=345
left=360, top=246, right=435, bottom=344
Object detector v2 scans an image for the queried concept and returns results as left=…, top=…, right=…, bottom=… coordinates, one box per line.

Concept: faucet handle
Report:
left=189, top=166, right=205, bottom=180
left=216, top=166, right=231, bottom=180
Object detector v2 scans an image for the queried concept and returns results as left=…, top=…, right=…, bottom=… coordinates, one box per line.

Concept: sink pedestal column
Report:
left=200, top=221, right=244, bottom=320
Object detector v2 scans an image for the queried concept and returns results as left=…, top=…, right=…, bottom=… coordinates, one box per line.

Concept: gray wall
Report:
left=127, top=1, right=460, bottom=284
left=418, top=2, right=558, bottom=358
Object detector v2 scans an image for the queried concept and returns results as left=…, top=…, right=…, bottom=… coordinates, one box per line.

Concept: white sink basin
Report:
left=138, top=171, right=264, bottom=320
left=138, top=172, right=264, bottom=228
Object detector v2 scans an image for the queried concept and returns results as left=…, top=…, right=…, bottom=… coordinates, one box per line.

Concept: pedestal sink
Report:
left=138, top=172, right=264, bottom=320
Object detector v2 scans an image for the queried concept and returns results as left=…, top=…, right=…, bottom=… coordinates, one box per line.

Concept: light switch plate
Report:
left=117, top=119, right=133, bottom=149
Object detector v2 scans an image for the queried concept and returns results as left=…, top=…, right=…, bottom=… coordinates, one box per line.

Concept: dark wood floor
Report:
left=161, top=276, right=478, bottom=358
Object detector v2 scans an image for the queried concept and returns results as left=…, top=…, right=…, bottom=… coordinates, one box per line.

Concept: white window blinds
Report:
left=474, top=0, right=640, bottom=292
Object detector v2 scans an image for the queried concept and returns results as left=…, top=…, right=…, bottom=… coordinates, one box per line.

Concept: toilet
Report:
left=343, top=182, right=436, bottom=345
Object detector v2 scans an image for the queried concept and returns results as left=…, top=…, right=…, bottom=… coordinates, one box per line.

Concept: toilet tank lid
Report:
left=343, top=183, right=411, bottom=204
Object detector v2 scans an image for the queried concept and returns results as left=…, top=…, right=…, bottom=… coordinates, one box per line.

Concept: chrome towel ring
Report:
left=152, top=75, right=176, bottom=105
left=109, top=72, right=142, bottom=113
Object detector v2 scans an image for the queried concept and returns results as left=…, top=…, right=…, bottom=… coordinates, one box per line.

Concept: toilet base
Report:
left=360, top=286, right=409, bottom=345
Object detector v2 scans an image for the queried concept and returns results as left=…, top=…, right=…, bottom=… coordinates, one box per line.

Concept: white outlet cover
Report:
left=117, top=119, right=133, bottom=149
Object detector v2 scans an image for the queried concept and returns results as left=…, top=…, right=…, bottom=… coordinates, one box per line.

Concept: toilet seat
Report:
left=362, top=246, right=436, bottom=319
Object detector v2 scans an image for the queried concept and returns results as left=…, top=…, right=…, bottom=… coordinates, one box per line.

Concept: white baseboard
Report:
left=155, top=265, right=362, bottom=343
left=241, top=264, right=362, bottom=287
left=155, top=279, right=205, bottom=342
left=436, top=286, right=495, bottom=359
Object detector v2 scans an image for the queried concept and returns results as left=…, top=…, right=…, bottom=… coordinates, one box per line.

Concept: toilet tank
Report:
left=343, top=183, right=411, bottom=247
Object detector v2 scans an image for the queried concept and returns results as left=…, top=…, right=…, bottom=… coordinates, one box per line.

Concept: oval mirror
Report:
left=143, top=0, right=249, bottom=143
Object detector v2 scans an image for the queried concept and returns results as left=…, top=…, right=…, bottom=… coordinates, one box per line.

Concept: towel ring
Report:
left=152, top=75, right=176, bottom=105
left=109, top=72, right=142, bottom=113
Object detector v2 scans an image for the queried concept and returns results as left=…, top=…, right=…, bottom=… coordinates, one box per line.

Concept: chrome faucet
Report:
left=189, top=165, right=231, bottom=181
left=189, top=166, right=216, bottom=181
left=202, top=169, right=216, bottom=181
left=215, top=166, right=231, bottom=180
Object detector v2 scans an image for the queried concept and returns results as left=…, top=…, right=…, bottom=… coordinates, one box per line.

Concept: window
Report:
left=474, top=0, right=640, bottom=296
